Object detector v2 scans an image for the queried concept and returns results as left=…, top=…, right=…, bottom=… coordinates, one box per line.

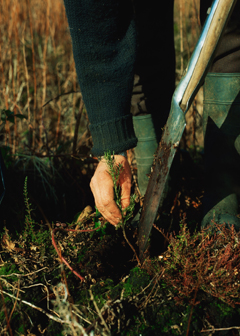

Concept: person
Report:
left=63, top=0, right=240, bottom=229
left=200, top=0, right=240, bottom=229
left=63, top=0, right=175, bottom=225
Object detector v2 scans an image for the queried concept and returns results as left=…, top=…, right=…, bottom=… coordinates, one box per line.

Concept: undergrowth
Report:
left=160, top=218, right=240, bottom=307
left=1, top=159, right=240, bottom=335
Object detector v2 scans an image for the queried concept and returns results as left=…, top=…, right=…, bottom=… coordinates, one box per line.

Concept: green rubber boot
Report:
left=133, top=115, right=158, bottom=196
left=201, top=73, right=240, bottom=230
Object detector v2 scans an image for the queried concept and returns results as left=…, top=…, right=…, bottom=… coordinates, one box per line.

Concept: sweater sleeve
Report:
left=63, top=0, right=138, bottom=156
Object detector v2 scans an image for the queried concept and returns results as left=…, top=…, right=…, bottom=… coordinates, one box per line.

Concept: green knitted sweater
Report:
left=63, top=0, right=138, bottom=156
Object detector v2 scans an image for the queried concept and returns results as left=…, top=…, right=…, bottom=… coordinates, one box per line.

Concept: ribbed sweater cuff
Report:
left=89, top=114, right=137, bottom=157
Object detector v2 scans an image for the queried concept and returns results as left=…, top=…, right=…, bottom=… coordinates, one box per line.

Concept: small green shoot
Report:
left=94, top=207, right=107, bottom=236
left=23, top=176, right=38, bottom=243
left=103, top=151, right=135, bottom=228
left=23, top=176, right=34, bottom=227
left=103, top=152, right=140, bottom=265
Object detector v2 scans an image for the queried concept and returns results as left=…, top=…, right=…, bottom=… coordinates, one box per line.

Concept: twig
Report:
left=201, top=326, right=240, bottom=333
left=26, top=0, right=37, bottom=147
left=71, top=310, right=91, bottom=325
left=139, top=270, right=164, bottom=309
left=52, top=228, right=85, bottom=282
left=40, top=0, right=50, bottom=149
left=136, top=274, right=156, bottom=298
left=180, top=0, right=184, bottom=75
left=72, top=98, right=84, bottom=154
left=42, top=90, right=81, bottom=108
left=14, top=152, right=98, bottom=162
left=122, top=227, right=141, bottom=266
left=58, top=252, right=78, bottom=332
left=21, top=25, right=31, bottom=125
left=153, top=223, right=170, bottom=241
left=0, top=288, right=68, bottom=324
left=9, top=280, right=20, bottom=322
left=0, top=281, right=13, bottom=336
left=22, top=283, right=50, bottom=311
left=0, top=278, right=25, bottom=293
left=89, top=289, right=111, bottom=335
left=52, top=226, right=103, bottom=282
left=186, top=286, right=199, bottom=336
left=0, top=267, right=48, bottom=278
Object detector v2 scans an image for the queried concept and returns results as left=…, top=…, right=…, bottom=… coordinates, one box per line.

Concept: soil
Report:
left=0, top=147, right=240, bottom=336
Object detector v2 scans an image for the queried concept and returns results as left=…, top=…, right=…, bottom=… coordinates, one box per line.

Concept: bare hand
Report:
left=90, top=155, right=132, bottom=226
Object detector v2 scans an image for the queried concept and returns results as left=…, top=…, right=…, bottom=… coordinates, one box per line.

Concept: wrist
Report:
left=115, top=151, right=127, bottom=159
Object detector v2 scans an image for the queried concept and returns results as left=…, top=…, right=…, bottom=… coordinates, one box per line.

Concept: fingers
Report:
left=90, top=160, right=122, bottom=226
left=119, top=164, right=132, bottom=211
left=90, top=155, right=132, bottom=226
left=94, top=185, right=122, bottom=226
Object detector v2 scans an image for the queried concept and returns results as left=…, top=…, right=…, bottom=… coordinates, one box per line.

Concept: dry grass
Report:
left=174, top=0, right=201, bottom=77
left=174, top=0, right=204, bottom=150
left=0, top=0, right=83, bottom=157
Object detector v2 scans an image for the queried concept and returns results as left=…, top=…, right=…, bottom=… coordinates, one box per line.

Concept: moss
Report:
left=0, top=263, right=20, bottom=282
left=123, top=267, right=150, bottom=298
left=209, top=299, right=235, bottom=320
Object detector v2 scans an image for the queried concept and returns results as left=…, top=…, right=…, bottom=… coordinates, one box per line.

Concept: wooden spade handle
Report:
left=181, top=0, right=237, bottom=111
